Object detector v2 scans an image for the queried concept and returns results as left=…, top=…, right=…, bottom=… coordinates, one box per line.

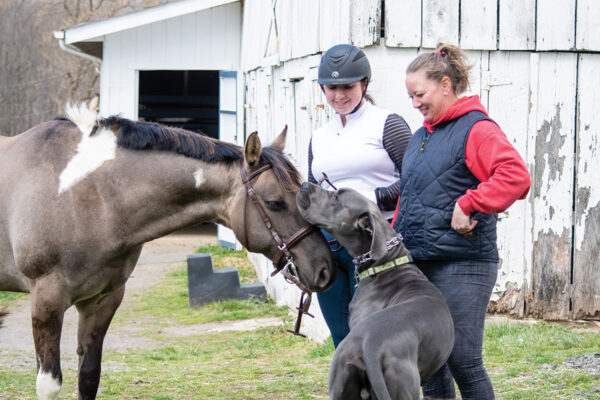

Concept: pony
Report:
left=0, top=102, right=335, bottom=400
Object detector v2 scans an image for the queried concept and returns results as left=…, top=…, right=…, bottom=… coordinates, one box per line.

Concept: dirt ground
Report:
left=0, top=224, right=281, bottom=371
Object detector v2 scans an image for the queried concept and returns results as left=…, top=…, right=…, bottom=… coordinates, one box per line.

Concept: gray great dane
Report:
left=296, top=182, right=454, bottom=400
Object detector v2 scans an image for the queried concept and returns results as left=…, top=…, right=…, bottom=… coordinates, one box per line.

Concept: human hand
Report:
left=451, top=202, right=478, bottom=236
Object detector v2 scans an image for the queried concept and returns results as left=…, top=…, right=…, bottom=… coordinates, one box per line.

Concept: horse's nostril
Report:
left=317, top=265, right=331, bottom=287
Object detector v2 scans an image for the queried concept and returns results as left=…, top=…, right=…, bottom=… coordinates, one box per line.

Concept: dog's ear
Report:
left=357, top=206, right=389, bottom=260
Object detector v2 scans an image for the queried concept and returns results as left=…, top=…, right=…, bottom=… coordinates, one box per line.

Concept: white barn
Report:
left=55, top=0, right=600, bottom=341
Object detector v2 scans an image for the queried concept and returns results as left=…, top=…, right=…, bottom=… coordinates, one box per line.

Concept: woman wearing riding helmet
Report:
left=308, top=43, right=412, bottom=347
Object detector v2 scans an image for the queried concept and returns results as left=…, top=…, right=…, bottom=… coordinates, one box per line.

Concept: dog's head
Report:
left=296, top=182, right=398, bottom=261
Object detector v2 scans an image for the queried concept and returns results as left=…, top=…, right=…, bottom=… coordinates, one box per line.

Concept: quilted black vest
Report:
left=393, top=111, right=499, bottom=262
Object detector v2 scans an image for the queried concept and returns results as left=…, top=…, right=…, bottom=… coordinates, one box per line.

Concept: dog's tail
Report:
left=363, top=339, right=393, bottom=400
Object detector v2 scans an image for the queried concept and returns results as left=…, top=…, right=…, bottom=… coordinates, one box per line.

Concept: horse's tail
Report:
left=363, top=339, right=393, bottom=400
left=0, top=307, right=7, bottom=329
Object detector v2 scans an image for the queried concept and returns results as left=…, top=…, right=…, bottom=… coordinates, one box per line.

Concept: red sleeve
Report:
left=457, top=120, right=531, bottom=215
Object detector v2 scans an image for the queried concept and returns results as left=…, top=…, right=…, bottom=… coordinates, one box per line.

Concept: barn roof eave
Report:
left=55, top=0, right=239, bottom=47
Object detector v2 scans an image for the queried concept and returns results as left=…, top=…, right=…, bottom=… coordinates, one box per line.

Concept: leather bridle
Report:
left=239, top=162, right=316, bottom=293
left=240, top=161, right=319, bottom=337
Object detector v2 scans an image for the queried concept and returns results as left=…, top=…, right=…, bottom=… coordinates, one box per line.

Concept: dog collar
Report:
left=355, top=255, right=413, bottom=283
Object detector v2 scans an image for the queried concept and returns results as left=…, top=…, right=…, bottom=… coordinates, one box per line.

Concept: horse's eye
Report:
left=265, top=200, right=287, bottom=211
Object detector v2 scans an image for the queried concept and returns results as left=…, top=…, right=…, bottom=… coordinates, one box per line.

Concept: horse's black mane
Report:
left=96, top=116, right=243, bottom=164
left=90, top=116, right=301, bottom=191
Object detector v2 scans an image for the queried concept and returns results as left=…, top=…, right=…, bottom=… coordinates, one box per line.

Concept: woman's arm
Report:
left=457, top=120, right=531, bottom=215
left=375, top=114, right=412, bottom=210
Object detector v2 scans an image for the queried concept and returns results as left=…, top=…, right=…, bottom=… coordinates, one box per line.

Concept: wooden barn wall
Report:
left=99, top=1, right=241, bottom=118
left=240, top=0, right=600, bottom=322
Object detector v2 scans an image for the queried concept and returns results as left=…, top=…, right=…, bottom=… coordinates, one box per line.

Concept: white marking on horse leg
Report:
left=58, top=103, right=117, bottom=194
left=36, top=370, right=61, bottom=400
left=194, top=168, right=205, bottom=188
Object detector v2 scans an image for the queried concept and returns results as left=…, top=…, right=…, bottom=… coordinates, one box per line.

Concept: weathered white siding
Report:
left=100, top=1, right=241, bottom=118
left=240, top=0, right=600, bottom=330
left=498, top=0, right=536, bottom=50
left=572, top=53, right=600, bottom=319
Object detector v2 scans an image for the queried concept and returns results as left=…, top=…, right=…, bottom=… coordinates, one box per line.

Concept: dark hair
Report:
left=406, top=42, right=472, bottom=95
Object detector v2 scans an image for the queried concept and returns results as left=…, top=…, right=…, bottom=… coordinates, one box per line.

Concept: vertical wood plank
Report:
left=528, top=53, right=577, bottom=320
left=536, top=0, right=576, bottom=51
left=241, top=0, right=272, bottom=70
left=486, top=52, right=532, bottom=317
left=277, top=0, right=294, bottom=62
left=572, top=53, right=600, bottom=319
left=291, top=0, right=320, bottom=60
left=576, top=0, right=600, bottom=51
left=422, top=0, right=459, bottom=48
left=245, top=70, right=258, bottom=133
left=460, top=0, right=497, bottom=50
left=319, top=0, right=351, bottom=51
left=384, top=0, right=421, bottom=47
left=498, top=0, right=535, bottom=50
left=350, top=0, right=381, bottom=47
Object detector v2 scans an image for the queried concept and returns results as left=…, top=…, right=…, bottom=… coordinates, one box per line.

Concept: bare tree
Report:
left=0, top=0, right=169, bottom=136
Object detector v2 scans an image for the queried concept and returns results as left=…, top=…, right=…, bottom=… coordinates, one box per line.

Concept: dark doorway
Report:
left=138, top=70, right=219, bottom=139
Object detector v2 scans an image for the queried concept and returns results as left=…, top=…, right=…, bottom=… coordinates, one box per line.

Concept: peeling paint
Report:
left=572, top=202, right=600, bottom=319
left=488, top=281, right=526, bottom=317
left=575, top=187, right=591, bottom=224
left=529, top=228, right=571, bottom=319
left=534, top=104, right=567, bottom=199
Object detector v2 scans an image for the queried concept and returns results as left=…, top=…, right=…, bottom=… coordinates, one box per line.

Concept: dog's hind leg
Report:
left=328, top=345, right=369, bottom=400
left=384, top=360, right=421, bottom=400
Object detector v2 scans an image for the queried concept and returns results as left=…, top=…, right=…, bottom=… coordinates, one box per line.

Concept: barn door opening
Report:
left=138, top=70, right=219, bottom=138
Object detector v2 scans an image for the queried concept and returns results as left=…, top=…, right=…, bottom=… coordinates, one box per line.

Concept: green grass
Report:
left=484, top=320, right=600, bottom=399
left=0, top=291, right=27, bottom=307
left=1, top=245, right=599, bottom=399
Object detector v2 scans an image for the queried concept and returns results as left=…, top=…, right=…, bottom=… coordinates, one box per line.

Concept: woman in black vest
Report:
left=392, top=43, right=531, bottom=399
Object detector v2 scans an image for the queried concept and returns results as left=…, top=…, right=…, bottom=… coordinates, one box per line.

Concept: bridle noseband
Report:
left=239, top=162, right=315, bottom=293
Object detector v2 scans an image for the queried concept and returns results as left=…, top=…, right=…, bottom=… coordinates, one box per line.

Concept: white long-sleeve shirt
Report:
left=309, top=101, right=411, bottom=220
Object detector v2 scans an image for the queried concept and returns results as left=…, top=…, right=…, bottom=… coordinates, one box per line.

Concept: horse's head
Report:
left=229, top=128, right=335, bottom=292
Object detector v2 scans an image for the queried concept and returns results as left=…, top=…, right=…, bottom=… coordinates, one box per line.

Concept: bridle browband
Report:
left=239, top=162, right=315, bottom=291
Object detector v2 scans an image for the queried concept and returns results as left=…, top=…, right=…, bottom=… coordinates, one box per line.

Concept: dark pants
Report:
left=418, top=260, right=497, bottom=400
left=316, top=230, right=356, bottom=348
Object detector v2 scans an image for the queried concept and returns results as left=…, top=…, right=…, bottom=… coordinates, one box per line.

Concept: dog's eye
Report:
left=265, top=200, right=287, bottom=211
left=332, top=194, right=339, bottom=202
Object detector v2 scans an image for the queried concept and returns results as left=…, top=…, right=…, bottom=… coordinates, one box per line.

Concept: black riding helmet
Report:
left=317, top=44, right=371, bottom=85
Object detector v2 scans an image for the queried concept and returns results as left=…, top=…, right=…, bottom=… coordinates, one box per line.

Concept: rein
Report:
left=239, top=162, right=316, bottom=336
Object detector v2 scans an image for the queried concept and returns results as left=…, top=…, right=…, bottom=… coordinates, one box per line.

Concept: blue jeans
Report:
left=316, top=230, right=356, bottom=348
left=418, top=260, right=497, bottom=400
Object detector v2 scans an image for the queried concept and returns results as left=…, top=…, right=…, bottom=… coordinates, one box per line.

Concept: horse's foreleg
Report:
left=30, top=275, right=69, bottom=400
left=75, top=286, right=125, bottom=400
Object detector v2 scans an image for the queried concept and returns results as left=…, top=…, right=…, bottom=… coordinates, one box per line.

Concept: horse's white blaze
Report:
left=193, top=168, right=205, bottom=188
left=58, top=103, right=116, bottom=195
left=36, top=370, right=61, bottom=400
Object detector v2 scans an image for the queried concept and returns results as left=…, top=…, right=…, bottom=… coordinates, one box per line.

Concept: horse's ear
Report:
left=270, top=125, right=287, bottom=152
left=244, top=131, right=262, bottom=168
left=357, top=205, right=389, bottom=261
